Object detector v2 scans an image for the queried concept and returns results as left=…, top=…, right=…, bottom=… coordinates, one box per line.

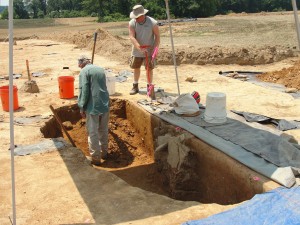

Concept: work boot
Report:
left=130, top=83, right=139, bottom=95
left=147, top=84, right=156, bottom=101
left=91, top=158, right=101, bottom=166
left=101, top=150, right=108, bottom=160
left=86, top=156, right=101, bottom=166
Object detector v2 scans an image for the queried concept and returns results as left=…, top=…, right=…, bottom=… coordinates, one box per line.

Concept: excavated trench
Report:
left=41, top=98, right=279, bottom=205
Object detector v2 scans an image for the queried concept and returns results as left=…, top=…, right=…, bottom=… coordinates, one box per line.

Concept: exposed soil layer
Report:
left=43, top=28, right=297, bottom=66
left=42, top=99, right=168, bottom=197
left=43, top=27, right=300, bottom=89
left=41, top=98, right=266, bottom=205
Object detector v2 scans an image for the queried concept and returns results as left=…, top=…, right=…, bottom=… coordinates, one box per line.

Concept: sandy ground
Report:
left=1, top=12, right=300, bottom=225
left=1, top=39, right=300, bottom=225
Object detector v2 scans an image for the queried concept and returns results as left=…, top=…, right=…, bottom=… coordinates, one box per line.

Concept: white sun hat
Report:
left=130, top=5, right=149, bottom=19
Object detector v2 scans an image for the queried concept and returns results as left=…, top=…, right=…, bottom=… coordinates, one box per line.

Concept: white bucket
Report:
left=106, top=76, right=116, bottom=95
left=204, top=92, right=227, bottom=123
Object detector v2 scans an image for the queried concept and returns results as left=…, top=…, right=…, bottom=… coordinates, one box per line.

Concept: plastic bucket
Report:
left=106, top=76, right=116, bottom=96
left=58, top=76, right=75, bottom=99
left=204, top=92, right=227, bottom=123
left=0, top=85, right=19, bottom=112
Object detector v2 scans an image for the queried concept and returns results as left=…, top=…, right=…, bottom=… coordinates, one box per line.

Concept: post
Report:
left=8, top=0, right=17, bottom=223
left=292, top=0, right=300, bottom=49
left=164, top=0, right=180, bottom=96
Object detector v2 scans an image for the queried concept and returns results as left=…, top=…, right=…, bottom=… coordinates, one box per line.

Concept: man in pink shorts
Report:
left=128, top=4, right=160, bottom=98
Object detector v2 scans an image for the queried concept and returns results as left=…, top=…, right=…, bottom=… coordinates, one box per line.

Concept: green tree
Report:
left=82, top=0, right=101, bottom=19
left=262, top=0, right=292, bottom=12
left=14, top=0, right=29, bottom=19
left=169, top=0, right=219, bottom=18
left=28, top=0, right=42, bottom=18
left=217, top=0, right=249, bottom=13
left=47, top=0, right=62, bottom=13
left=60, top=0, right=82, bottom=11
left=0, top=6, right=6, bottom=14
left=217, top=0, right=293, bottom=14
left=1, top=7, right=8, bottom=19
left=39, top=0, right=47, bottom=15
left=82, top=0, right=119, bottom=21
left=143, top=0, right=166, bottom=19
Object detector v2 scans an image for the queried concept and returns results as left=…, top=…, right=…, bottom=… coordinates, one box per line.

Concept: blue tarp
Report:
left=183, top=187, right=300, bottom=225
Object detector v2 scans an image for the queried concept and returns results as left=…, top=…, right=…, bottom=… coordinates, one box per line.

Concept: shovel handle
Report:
left=91, top=32, right=98, bottom=64
left=49, top=105, right=76, bottom=147
left=26, top=60, right=31, bottom=81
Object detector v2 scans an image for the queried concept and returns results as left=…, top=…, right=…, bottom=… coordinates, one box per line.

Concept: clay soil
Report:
left=1, top=11, right=300, bottom=225
left=257, top=62, right=300, bottom=89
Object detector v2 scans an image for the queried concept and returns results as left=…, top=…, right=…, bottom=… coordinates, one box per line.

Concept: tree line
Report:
left=0, top=0, right=296, bottom=20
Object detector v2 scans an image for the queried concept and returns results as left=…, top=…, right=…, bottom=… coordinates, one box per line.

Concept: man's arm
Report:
left=153, top=24, right=160, bottom=49
left=129, top=24, right=139, bottom=49
left=78, top=72, right=90, bottom=116
left=128, top=23, right=147, bottom=53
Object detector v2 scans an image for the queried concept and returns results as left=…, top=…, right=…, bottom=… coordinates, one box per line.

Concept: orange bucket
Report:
left=58, top=76, right=75, bottom=99
left=0, top=85, right=19, bottom=111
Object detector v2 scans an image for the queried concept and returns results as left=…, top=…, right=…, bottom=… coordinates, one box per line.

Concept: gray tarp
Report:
left=231, top=110, right=300, bottom=131
left=14, top=138, right=67, bottom=156
left=183, top=115, right=300, bottom=170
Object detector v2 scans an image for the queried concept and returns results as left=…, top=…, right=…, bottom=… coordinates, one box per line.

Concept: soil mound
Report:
left=159, top=45, right=297, bottom=66
left=257, top=60, right=300, bottom=90
left=45, top=28, right=297, bottom=66
left=39, top=27, right=300, bottom=89
left=48, top=28, right=132, bottom=63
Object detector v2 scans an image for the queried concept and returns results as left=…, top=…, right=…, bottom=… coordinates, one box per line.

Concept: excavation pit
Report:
left=41, top=98, right=280, bottom=205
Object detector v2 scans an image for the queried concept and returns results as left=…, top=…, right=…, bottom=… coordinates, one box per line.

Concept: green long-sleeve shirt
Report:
left=78, top=64, right=109, bottom=115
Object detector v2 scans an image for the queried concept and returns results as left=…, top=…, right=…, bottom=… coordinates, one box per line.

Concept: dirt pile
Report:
left=45, top=28, right=298, bottom=66
left=168, top=45, right=297, bottom=65
left=257, top=60, right=300, bottom=90
left=41, top=27, right=300, bottom=90
left=48, top=28, right=132, bottom=63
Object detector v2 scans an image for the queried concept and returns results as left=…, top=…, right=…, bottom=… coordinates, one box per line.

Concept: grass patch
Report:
left=0, top=18, right=62, bottom=29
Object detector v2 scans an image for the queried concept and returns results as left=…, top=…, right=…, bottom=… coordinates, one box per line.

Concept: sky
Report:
left=0, top=0, right=9, bottom=6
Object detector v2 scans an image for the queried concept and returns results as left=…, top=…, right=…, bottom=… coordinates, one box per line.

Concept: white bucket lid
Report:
left=204, top=92, right=227, bottom=124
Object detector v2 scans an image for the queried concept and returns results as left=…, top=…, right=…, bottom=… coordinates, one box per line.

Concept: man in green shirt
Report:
left=77, top=55, right=110, bottom=166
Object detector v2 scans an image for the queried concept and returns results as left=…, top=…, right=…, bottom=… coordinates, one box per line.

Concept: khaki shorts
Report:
left=129, top=56, right=156, bottom=70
